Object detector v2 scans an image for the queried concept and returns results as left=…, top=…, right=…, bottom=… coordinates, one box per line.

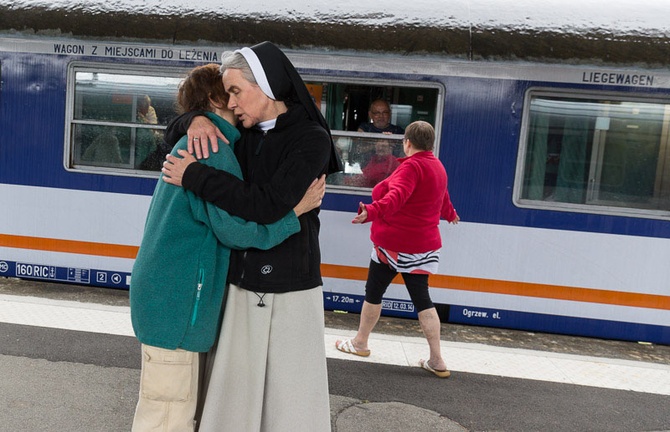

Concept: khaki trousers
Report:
left=131, top=345, right=199, bottom=432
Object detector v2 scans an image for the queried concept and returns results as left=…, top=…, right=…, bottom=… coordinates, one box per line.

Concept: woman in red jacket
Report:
left=336, top=120, right=459, bottom=378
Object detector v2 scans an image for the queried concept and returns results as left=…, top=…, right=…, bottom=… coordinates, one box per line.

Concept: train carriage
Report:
left=0, top=0, right=669, bottom=344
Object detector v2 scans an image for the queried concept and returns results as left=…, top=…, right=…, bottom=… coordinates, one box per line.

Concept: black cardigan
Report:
left=167, top=105, right=331, bottom=293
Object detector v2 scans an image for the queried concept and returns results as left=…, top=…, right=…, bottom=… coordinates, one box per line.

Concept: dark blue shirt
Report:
left=359, top=122, right=405, bottom=134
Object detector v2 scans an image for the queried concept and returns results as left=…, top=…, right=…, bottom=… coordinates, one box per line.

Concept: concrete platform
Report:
left=1, top=278, right=669, bottom=431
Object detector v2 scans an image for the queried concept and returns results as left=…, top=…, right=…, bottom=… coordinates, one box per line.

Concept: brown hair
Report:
left=176, top=64, right=228, bottom=114
left=404, top=120, right=435, bottom=151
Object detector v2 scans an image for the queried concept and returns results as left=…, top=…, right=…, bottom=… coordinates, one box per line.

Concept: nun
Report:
left=162, top=41, right=341, bottom=432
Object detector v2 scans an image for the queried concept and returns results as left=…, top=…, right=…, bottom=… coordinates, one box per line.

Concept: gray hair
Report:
left=219, top=51, right=257, bottom=84
left=405, top=120, right=435, bottom=151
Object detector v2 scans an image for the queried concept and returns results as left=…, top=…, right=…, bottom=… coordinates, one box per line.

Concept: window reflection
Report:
left=67, top=68, right=441, bottom=185
left=308, top=81, right=440, bottom=189
left=520, top=94, right=670, bottom=213
left=70, top=71, right=181, bottom=172
left=328, top=134, right=404, bottom=188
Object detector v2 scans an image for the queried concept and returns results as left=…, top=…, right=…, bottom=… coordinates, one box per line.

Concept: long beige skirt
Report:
left=198, top=284, right=331, bottom=432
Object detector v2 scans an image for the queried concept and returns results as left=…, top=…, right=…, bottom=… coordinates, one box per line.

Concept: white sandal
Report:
left=335, top=339, right=371, bottom=357
left=419, top=359, right=451, bottom=378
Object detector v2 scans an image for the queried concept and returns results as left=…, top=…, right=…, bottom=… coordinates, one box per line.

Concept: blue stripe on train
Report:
left=323, top=292, right=670, bottom=345
left=449, top=304, right=670, bottom=346
left=0, top=259, right=131, bottom=290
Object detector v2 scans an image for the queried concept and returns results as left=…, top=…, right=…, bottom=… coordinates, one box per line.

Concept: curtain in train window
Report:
left=71, top=72, right=181, bottom=171
left=521, top=95, right=670, bottom=212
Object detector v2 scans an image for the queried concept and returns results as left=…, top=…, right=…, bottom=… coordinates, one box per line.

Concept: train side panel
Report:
left=0, top=37, right=668, bottom=344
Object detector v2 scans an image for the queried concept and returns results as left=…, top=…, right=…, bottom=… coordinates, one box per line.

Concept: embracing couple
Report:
left=129, top=42, right=341, bottom=432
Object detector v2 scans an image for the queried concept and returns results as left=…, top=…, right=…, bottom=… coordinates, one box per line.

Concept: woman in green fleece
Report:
left=129, top=64, right=324, bottom=432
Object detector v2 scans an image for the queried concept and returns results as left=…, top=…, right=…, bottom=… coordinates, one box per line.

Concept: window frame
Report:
left=303, top=74, right=445, bottom=195
left=63, top=64, right=445, bottom=187
left=64, top=62, right=187, bottom=178
left=514, top=87, right=670, bottom=220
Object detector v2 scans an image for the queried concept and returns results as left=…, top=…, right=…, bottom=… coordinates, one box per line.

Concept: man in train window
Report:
left=357, top=98, right=405, bottom=135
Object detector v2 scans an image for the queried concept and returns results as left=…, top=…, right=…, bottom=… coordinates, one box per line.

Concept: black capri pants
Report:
left=364, top=259, right=434, bottom=312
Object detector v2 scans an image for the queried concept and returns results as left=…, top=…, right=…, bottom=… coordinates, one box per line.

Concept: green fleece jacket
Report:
left=130, top=112, right=300, bottom=352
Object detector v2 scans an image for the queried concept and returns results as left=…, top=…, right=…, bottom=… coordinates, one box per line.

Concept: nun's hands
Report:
left=162, top=149, right=197, bottom=187
left=187, top=116, right=228, bottom=159
left=294, top=175, right=326, bottom=217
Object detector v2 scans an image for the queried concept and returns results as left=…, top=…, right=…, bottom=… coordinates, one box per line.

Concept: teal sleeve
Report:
left=196, top=201, right=300, bottom=250
left=187, top=137, right=301, bottom=250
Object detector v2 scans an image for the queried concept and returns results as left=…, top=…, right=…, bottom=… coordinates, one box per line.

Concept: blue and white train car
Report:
left=0, top=0, right=669, bottom=344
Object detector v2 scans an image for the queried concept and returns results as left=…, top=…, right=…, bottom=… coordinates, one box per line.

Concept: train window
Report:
left=516, top=91, right=670, bottom=218
left=66, top=66, right=183, bottom=175
left=65, top=67, right=443, bottom=184
left=305, top=80, right=441, bottom=191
